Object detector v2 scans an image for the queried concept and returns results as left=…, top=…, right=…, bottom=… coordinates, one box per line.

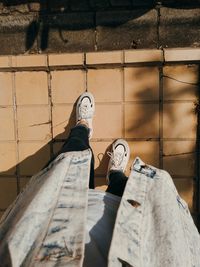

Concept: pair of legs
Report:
left=48, top=92, right=129, bottom=197
left=55, top=124, right=128, bottom=197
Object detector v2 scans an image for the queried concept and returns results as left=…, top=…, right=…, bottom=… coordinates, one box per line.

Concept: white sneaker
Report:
left=76, top=92, right=95, bottom=138
left=106, top=139, right=130, bottom=182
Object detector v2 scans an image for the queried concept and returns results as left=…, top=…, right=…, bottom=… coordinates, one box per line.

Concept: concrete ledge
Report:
left=164, top=48, right=200, bottom=62
left=0, top=56, right=12, bottom=68
left=86, top=51, right=123, bottom=64
left=125, top=49, right=163, bottom=63
left=12, top=55, right=47, bottom=68
left=48, top=53, right=84, bottom=66
left=0, top=48, right=200, bottom=70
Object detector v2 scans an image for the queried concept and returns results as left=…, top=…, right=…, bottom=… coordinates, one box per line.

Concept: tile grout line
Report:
left=122, top=55, right=125, bottom=139
left=159, top=64, right=164, bottom=169
left=84, top=53, right=88, bottom=92
left=12, top=72, right=20, bottom=194
left=47, top=55, right=54, bottom=159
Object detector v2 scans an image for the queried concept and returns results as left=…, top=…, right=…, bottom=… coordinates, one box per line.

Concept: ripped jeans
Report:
left=0, top=151, right=200, bottom=267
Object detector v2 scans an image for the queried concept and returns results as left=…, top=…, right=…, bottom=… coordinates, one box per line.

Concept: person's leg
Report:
left=106, top=170, right=128, bottom=197
left=106, top=139, right=130, bottom=197
left=59, top=123, right=95, bottom=189
left=46, top=92, right=95, bottom=188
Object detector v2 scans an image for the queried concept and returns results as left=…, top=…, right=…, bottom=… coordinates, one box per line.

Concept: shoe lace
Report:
left=79, top=104, right=92, bottom=118
left=107, top=151, right=124, bottom=170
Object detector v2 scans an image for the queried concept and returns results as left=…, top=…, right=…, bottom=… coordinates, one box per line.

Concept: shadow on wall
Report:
left=1, top=0, right=200, bottom=53
left=1, top=0, right=156, bottom=51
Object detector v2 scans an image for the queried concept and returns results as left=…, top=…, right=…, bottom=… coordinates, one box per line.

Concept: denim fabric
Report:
left=108, top=157, right=200, bottom=267
left=0, top=152, right=200, bottom=267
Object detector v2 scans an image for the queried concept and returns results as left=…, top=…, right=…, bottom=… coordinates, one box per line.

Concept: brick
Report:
left=125, top=49, right=163, bottom=63
left=18, top=142, right=50, bottom=175
left=160, top=8, right=200, bottom=48
left=163, top=141, right=195, bottom=177
left=38, top=13, right=95, bottom=52
left=70, top=0, right=90, bottom=11
left=96, top=10, right=157, bottom=50
left=125, top=103, right=159, bottom=138
left=0, top=177, right=17, bottom=209
left=163, top=65, right=198, bottom=100
left=0, top=56, right=11, bottom=68
left=90, top=141, right=111, bottom=175
left=110, top=0, right=132, bottom=6
left=0, top=108, right=15, bottom=141
left=87, top=69, right=122, bottom=102
left=52, top=105, right=75, bottom=139
left=15, top=72, right=48, bottom=105
left=124, top=67, right=159, bottom=101
left=51, top=70, right=85, bottom=104
left=132, top=0, right=156, bottom=6
left=163, top=103, right=197, bottom=139
left=28, top=3, right=42, bottom=12
left=127, top=141, right=159, bottom=175
left=19, top=177, right=31, bottom=191
left=47, top=0, right=69, bottom=12
left=17, top=106, right=51, bottom=141
left=0, top=143, right=17, bottom=175
left=12, top=55, right=47, bottom=68
left=8, top=4, right=29, bottom=13
left=49, top=53, right=84, bottom=66
left=164, top=48, right=200, bottom=62
left=86, top=51, right=123, bottom=64
left=89, top=0, right=110, bottom=9
left=0, top=72, right=13, bottom=105
left=173, top=178, right=194, bottom=210
left=93, top=104, right=123, bottom=139
left=0, top=14, right=38, bottom=55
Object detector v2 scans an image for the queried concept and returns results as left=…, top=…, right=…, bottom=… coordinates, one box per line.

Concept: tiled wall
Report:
left=0, top=49, right=199, bottom=219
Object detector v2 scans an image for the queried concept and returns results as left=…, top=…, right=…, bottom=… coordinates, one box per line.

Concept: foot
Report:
left=106, top=139, right=130, bottom=183
left=76, top=92, right=95, bottom=138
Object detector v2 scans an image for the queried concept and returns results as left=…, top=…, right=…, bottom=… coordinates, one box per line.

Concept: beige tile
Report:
left=87, top=69, right=122, bottom=102
left=0, top=108, right=15, bottom=141
left=51, top=70, right=85, bottom=104
left=86, top=51, right=123, bottom=64
left=95, top=176, right=107, bottom=191
left=126, top=141, right=160, bottom=176
left=163, top=103, right=197, bottom=139
left=52, top=105, right=76, bottom=139
left=173, top=178, right=194, bottom=210
left=19, top=177, right=31, bottom=191
left=12, top=55, right=47, bottom=67
left=125, top=49, right=163, bottom=63
left=125, top=103, right=159, bottom=138
left=124, top=67, right=159, bottom=101
left=93, top=104, right=123, bottom=139
left=164, top=48, right=200, bottom=62
left=0, top=177, right=17, bottom=209
left=18, top=142, right=50, bottom=175
left=90, top=141, right=111, bottom=175
left=0, top=72, right=13, bottom=105
left=17, top=106, right=51, bottom=141
left=163, top=65, right=198, bottom=100
left=0, top=56, right=11, bottom=68
left=0, top=143, right=16, bottom=175
left=163, top=141, right=195, bottom=177
left=15, top=72, right=48, bottom=105
left=49, top=53, right=84, bottom=66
